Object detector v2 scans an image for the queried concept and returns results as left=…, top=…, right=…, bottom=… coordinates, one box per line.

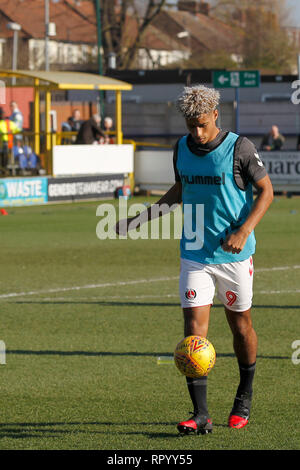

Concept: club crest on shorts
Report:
left=185, top=288, right=197, bottom=300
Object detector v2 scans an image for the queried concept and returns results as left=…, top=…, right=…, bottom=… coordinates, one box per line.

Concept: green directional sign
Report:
left=213, top=70, right=260, bottom=88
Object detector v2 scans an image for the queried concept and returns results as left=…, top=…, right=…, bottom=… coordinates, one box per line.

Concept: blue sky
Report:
left=206, top=0, right=300, bottom=27
left=286, top=0, right=300, bottom=26
left=168, top=0, right=300, bottom=27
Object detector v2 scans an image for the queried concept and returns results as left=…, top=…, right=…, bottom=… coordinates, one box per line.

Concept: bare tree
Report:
left=92, top=0, right=167, bottom=70
left=213, top=0, right=297, bottom=73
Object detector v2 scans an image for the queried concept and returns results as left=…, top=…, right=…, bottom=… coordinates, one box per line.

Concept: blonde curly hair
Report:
left=176, top=85, right=220, bottom=119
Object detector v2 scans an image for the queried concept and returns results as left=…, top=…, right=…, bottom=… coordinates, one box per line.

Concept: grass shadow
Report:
left=0, top=420, right=180, bottom=441
left=5, top=350, right=290, bottom=360
left=9, top=301, right=300, bottom=310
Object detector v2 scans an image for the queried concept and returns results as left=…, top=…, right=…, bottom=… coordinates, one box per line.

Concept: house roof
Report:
left=152, top=10, right=238, bottom=53
left=0, top=1, right=237, bottom=53
left=122, top=15, right=189, bottom=52
left=120, top=9, right=237, bottom=54
left=0, top=0, right=97, bottom=44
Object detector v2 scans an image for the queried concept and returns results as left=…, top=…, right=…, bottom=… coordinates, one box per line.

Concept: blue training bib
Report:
left=177, top=132, right=256, bottom=264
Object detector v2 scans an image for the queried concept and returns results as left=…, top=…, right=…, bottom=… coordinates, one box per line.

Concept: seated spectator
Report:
left=61, top=119, right=72, bottom=132
left=68, top=109, right=82, bottom=133
left=61, top=110, right=83, bottom=144
left=68, top=109, right=83, bottom=143
left=98, top=134, right=111, bottom=145
left=61, top=118, right=73, bottom=144
left=75, top=114, right=105, bottom=145
left=104, top=116, right=115, bottom=144
left=260, top=125, right=285, bottom=151
left=13, top=140, right=40, bottom=174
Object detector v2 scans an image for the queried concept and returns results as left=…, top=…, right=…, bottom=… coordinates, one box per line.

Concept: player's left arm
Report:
left=222, top=138, right=274, bottom=254
left=222, top=175, right=274, bottom=254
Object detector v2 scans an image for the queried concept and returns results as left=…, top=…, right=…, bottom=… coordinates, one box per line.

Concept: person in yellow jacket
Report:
left=0, top=107, right=20, bottom=172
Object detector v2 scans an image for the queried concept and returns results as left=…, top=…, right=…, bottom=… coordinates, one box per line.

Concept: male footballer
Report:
left=116, top=85, right=273, bottom=434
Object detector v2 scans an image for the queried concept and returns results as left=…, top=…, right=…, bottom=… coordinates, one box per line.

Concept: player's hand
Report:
left=221, top=228, right=249, bottom=254
left=114, top=217, right=140, bottom=236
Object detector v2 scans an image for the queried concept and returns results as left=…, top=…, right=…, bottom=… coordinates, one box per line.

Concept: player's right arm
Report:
left=115, top=181, right=182, bottom=235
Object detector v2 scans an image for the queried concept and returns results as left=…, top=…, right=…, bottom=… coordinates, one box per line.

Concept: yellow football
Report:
left=174, top=335, right=216, bottom=378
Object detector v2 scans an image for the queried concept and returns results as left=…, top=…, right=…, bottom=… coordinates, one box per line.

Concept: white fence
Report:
left=52, top=144, right=134, bottom=177
left=135, top=150, right=300, bottom=192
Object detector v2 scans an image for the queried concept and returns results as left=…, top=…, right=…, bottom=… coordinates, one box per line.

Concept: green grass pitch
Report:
left=0, top=195, right=299, bottom=450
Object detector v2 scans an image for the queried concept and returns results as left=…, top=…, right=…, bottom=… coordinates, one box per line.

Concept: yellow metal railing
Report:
left=55, top=131, right=118, bottom=145
left=123, top=140, right=172, bottom=150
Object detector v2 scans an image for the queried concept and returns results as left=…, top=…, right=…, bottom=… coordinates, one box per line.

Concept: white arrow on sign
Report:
left=218, top=74, right=229, bottom=85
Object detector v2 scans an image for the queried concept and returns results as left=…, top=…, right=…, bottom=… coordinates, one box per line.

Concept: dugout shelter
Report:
left=0, top=69, right=133, bottom=175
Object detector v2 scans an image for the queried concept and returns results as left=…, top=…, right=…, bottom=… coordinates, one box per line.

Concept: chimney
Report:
left=232, top=8, right=246, bottom=26
left=178, top=1, right=200, bottom=15
left=199, top=2, right=210, bottom=16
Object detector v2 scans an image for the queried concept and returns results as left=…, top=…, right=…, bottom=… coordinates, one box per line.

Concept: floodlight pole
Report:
left=95, top=0, right=104, bottom=117
left=6, top=22, right=21, bottom=85
left=45, top=0, right=50, bottom=71
left=12, top=30, right=19, bottom=84
left=95, top=0, right=103, bottom=76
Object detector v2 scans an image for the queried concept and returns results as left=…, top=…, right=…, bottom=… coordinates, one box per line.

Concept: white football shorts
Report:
left=179, top=256, right=254, bottom=312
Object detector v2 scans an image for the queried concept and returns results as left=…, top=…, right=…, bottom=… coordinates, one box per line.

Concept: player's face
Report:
left=186, top=110, right=219, bottom=145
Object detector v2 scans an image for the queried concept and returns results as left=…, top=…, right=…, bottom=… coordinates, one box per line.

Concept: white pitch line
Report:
left=15, top=294, right=180, bottom=302
left=0, top=276, right=179, bottom=300
left=255, top=265, right=300, bottom=272
left=258, top=289, right=300, bottom=295
left=0, top=264, right=299, bottom=301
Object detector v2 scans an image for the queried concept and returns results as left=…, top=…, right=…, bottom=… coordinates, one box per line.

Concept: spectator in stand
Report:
left=13, top=139, right=39, bottom=174
left=104, top=116, right=115, bottom=144
left=9, top=101, right=23, bottom=130
left=69, top=109, right=82, bottom=133
left=0, top=107, right=20, bottom=173
left=62, top=109, right=83, bottom=144
left=260, top=125, right=285, bottom=151
left=75, top=113, right=105, bottom=145
left=61, top=117, right=73, bottom=144
left=9, top=101, right=23, bottom=142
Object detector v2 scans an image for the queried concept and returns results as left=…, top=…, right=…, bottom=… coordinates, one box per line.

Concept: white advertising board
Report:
left=260, top=152, right=300, bottom=190
left=135, top=150, right=300, bottom=192
left=53, top=144, right=134, bottom=177
left=134, top=150, right=174, bottom=191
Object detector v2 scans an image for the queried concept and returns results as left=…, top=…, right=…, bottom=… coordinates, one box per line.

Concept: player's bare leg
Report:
left=183, top=304, right=211, bottom=338
left=225, top=307, right=257, bottom=364
left=177, top=305, right=213, bottom=435
left=225, top=307, right=257, bottom=429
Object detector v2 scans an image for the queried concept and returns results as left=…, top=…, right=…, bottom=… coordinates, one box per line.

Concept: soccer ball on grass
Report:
left=174, top=335, right=216, bottom=378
